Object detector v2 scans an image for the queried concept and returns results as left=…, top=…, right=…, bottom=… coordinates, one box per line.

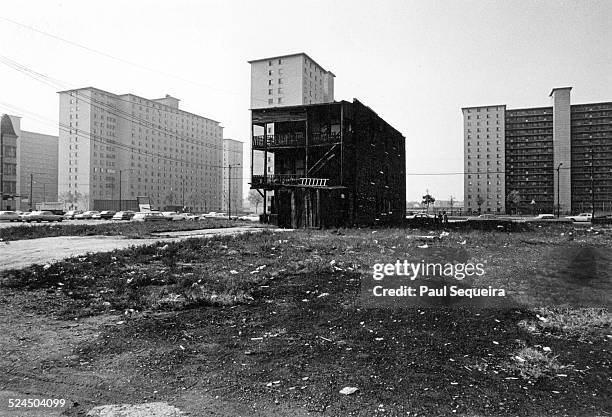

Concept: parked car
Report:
left=468, top=214, right=498, bottom=221
left=406, top=213, right=434, bottom=220
left=132, top=211, right=167, bottom=222
left=202, top=211, right=219, bottom=218
left=21, top=210, right=63, bottom=223
left=92, top=210, right=116, bottom=220
left=238, top=215, right=260, bottom=222
left=112, top=211, right=136, bottom=220
left=532, top=214, right=556, bottom=220
left=162, top=211, right=190, bottom=221
left=63, top=210, right=82, bottom=220
left=0, top=211, right=21, bottom=222
left=565, top=213, right=593, bottom=222
left=74, top=211, right=100, bottom=220
left=183, top=213, right=200, bottom=221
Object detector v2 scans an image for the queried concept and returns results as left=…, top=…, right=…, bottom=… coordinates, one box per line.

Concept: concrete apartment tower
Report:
left=462, top=105, right=507, bottom=214
left=57, top=88, right=224, bottom=212
left=463, top=86, right=612, bottom=215
left=249, top=53, right=335, bottom=109
left=550, top=87, right=572, bottom=214
left=0, top=114, right=19, bottom=210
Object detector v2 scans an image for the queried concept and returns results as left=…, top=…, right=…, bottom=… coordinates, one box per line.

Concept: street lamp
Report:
left=556, top=163, right=563, bottom=218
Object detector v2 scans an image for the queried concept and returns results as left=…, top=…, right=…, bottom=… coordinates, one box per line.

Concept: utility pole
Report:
left=556, top=162, right=563, bottom=218
left=0, top=130, right=4, bottom=211
left=30, top=173, right=33, bottom=210
left=227, top=163, right=241, bottom=220
left=590, top=147, right=595, bottom=219
left=228, top=165, right=231, bottom=219
left=119, top=170, right=122, bottom=211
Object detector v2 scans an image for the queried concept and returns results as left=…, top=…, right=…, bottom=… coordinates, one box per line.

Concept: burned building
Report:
left=250, top=99, right=405, bottom=228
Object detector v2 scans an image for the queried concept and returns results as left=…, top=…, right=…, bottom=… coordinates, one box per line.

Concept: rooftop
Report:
left=57, top=87, right=220, bottom=124
left=248, top=52, right=335, bottom=77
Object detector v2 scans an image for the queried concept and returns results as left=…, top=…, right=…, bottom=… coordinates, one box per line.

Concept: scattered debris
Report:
left=339, top=386, right=359, bottom=395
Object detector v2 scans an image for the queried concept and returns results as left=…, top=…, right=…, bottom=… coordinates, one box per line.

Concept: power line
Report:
left=0, top=16, right=276, bottom=105
left=0, top=54, right=228, bottom=152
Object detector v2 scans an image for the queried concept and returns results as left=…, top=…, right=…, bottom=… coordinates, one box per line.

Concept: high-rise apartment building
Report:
left=1, top=114, right=58, bottom=210
left=222, top=138, right=243, bottom=215
left=0, top=114, right=19, bottom=210
left=57, top=87, right=223, bottom=211
left=249, top=53, right=335, bottom=109
left=463, top=87, right=612, bottom=215
left=462, top=105, right=506, bottom=214
left=20, top=130, right=59, bottom=208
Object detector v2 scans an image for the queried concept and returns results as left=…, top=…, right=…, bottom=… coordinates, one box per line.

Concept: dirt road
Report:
left=0, top=226, right=280, bottom=271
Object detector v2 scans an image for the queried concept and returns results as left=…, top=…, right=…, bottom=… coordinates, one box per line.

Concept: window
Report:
left=278, top=88, right=283, bottom=94
left=278, top=78, right=283, bottom=84
left=268, top=99, right=273, bottom=105
left=268, top=89, right=273, bottom=95
left=278, top=98, right=282, bottom=104
left=278, top=59, right=282, bottom=64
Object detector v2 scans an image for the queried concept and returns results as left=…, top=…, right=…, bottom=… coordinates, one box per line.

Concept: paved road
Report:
left=0, top=219, right=115, bottom=229
left=0, top=226, right=283, bottom=272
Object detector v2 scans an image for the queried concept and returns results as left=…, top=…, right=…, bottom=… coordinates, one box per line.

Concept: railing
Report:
left=252, top=131, right=342, bottom=148
left=252, top=133, right=305, bottom=148
left=251, top=175, right=330, bottom=187
left=251, top=174, right=302, bottom=187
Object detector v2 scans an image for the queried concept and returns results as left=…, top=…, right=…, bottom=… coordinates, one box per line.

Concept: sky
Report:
left=1, top=0, right=611, bottom=202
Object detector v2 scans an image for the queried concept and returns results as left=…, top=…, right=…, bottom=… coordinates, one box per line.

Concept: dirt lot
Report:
left=0, top=226, right=610, bottom=416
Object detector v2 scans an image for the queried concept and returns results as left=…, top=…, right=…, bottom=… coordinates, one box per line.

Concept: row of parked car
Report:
left=0, top=210, right=65, bottom=222
left=0, top=209, right=260, bottom=223
left=405, top=212, right=597, bottom=222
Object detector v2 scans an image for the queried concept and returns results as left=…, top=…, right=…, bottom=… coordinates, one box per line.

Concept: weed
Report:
left=508, top=346, right=567, bottom=380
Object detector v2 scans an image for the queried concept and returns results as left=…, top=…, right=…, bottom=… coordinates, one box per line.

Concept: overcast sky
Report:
left=1, top=0, right=611, bottom=201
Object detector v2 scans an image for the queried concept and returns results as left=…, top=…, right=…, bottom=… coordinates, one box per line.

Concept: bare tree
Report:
left=248, top=190, right=264, bottom=214
left=476, top=195, right=484, bottom=214
left=506, top=190, right=520, bottom=215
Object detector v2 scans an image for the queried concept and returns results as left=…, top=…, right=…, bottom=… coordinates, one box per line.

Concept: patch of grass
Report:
left=518, top=307, right=611, bottom=341
left=507, top=346, right=567, bottom=380
left=0, top=219, right=249, bottom=242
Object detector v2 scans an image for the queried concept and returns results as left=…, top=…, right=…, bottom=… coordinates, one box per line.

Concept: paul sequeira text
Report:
left=371, top=284, right=506, bottom=298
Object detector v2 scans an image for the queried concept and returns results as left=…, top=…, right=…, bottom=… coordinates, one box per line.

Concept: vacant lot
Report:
left=0, top=226, right=610, bottom=416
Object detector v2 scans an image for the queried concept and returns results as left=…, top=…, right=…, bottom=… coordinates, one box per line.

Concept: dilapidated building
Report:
left=250, top=99, right=405, bottom=228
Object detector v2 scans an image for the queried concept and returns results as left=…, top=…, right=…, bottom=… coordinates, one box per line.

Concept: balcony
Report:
left=251, top=174, right=302, bottom=188
left=251, top=174, right=331, bottom=188
left=252, top=131, right=342, bottom=149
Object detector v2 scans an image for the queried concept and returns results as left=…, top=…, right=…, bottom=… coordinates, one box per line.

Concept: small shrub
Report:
left=508, top=346, right=566, bottom=380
